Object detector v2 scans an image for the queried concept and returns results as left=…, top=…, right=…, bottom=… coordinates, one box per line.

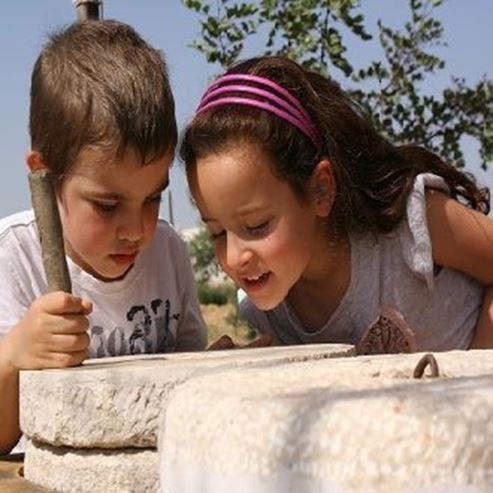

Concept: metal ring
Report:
left=413, top=353, right=440, bottom=379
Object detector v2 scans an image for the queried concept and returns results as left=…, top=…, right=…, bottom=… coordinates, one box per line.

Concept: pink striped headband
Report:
left=195, top=74, right=322, bottom=151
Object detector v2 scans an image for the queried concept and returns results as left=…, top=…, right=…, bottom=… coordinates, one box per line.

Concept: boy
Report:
left=0, top=20, right=207, bottom=454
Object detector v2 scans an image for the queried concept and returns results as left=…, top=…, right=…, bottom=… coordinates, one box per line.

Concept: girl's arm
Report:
left=426, top=189, right=493, bottom=348
left=470, top=287, right=493, bottom=348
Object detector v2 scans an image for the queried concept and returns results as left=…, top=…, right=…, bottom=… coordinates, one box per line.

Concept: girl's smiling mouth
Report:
left=242, top=271, right=271, bottom=291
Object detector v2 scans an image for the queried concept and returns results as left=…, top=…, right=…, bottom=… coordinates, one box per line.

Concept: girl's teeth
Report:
left=247, top=274, right=263, bottom=281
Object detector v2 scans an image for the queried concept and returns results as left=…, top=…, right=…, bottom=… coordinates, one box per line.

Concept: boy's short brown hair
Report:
left=30, top=19, right=177, bottom=179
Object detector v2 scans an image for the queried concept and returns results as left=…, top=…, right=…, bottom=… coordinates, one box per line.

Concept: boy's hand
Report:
left=207, top=333, right=272, bottom=351
left=3, top=292, right=92, bottom=370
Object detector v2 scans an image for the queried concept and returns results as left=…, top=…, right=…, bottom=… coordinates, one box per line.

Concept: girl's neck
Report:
left=287, top=232, right=351, bottom=331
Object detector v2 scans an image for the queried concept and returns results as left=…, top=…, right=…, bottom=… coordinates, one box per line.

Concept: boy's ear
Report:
left=310, top=159, right=335, bottom=217
left=26, top=151, right=48, bottom=172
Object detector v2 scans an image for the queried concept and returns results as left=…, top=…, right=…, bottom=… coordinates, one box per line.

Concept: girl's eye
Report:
left=211, top=230, right=226, bottom=241
left=94, top=201, right=118, bottom=213
left=246, top=221, right=269, bottom=236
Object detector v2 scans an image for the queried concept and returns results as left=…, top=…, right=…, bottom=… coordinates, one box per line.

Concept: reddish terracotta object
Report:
left=357, top=306, right=417, bottom=355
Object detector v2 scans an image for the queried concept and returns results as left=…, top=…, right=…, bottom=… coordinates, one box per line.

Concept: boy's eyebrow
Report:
left=88, top=178, right=169, bottom=200
left=150, top=178, right=170, bottom=196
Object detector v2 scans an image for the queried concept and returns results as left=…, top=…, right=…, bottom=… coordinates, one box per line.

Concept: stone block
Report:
left=23, top=440, right=157, bottom=493
left=20, top=344, right=353, bottom=448
left=159, top=350, right=493, bottom=493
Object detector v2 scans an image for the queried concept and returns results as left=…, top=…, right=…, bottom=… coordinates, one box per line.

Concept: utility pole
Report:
left=168, top=190, right=175, bottom=226
left=73, top=0, right=102, bottom=21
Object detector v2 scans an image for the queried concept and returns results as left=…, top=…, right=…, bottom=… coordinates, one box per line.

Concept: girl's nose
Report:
left=225, top=233, right=253, bottom=270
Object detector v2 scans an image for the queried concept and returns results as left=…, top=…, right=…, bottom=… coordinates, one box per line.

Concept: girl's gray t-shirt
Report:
left=240, top=173, right=484, bottom=351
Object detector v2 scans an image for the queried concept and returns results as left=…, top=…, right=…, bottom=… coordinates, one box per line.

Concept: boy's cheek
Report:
left=139, top=209, right=159, bottom=245
left=70, top=211, right=108, bottom=235
left=147, top=207, right=160, bottom=229
left=67, top=215, right=112, bottom=252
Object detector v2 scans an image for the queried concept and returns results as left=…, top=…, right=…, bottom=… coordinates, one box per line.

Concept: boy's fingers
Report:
left=36, top=292, right=92, bottom=315
left=81, top=299, right=93, bottom=315
left=49, top=314, right=90, bottom=334
left=41, top=349, right=88, bottom=369
left=49, top=332, right=90, bottom=353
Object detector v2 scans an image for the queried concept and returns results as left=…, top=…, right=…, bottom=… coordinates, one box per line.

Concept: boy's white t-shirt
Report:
left=240, top=173, right=484, bottom=352
left=0, top=210, right=207, bottom=356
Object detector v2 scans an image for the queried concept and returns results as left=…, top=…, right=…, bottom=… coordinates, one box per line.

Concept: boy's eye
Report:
left=93, top=201, right=118, bottom=213
left=246, top=220, right=269, bottom=236
left=147, top=194, right=163, bottom=204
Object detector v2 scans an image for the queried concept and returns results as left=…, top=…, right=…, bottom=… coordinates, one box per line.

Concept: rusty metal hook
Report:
left=413, top=353, right=440, bottom=379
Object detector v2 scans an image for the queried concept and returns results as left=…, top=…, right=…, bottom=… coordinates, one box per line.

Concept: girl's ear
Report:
left=310, top=159, right=335, bottom=217
left=26, top=151, right=48, bottom=172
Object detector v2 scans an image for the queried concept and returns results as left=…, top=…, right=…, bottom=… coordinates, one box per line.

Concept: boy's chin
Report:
left=104, top=264, right=134, bottom=281
left=85, top=262, right=134, bottom=282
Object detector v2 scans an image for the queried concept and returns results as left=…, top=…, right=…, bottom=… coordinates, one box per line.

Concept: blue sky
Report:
left=0, top=1, right=491, bottom=229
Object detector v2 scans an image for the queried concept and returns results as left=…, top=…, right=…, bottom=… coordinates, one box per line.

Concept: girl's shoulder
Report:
left=405, top=172, right=450, bottom=229
left=383, top=173, right=450, bottom=288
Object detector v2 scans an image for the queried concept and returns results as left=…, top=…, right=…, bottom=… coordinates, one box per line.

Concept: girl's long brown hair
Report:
left=181, top=56, right=490, bottom=235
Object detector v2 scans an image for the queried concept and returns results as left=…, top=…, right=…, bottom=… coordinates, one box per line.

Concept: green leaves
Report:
left=259, top=0, right=372, bottom=76
left=187, top=227, right=219, bottom=283
left=184, top=0, right=259, bottom=66
left=183, top=0, right=492, bottom=170
left=350, top=1, right=491, bottom=170
left=183, top=0, right=371, bottom=75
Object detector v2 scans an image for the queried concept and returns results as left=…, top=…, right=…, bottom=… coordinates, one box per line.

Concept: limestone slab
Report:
left=23, top=439, right=157, bottom=493
left=159, top=350, right=493, bottom=493
left=20, top=344, right=353, bottom=448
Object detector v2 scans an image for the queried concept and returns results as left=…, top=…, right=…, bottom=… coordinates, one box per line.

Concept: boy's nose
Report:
left=225, top=233, right=253, bottom=271
left=118, top=210, right=145, bottom=243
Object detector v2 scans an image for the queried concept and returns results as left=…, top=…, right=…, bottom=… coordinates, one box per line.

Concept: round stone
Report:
left=24, top=439, right=158, bottom=493
left=159, top=350, right=493, bottom=493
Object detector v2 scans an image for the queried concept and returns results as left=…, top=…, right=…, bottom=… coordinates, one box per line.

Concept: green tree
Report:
left=186, top=227, right=219, bottom=283
left=183, top=0, right=492, bottom=169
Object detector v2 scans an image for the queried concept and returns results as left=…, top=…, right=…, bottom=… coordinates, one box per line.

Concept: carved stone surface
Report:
left=20, top=344, right=354, bottom=448
left=23, top=440, right=158, bottom=493
left=159, top=350, right=493, bottom=493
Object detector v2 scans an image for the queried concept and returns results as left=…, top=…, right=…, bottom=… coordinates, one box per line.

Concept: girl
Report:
left=180, top=55, right=493, bottom=353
